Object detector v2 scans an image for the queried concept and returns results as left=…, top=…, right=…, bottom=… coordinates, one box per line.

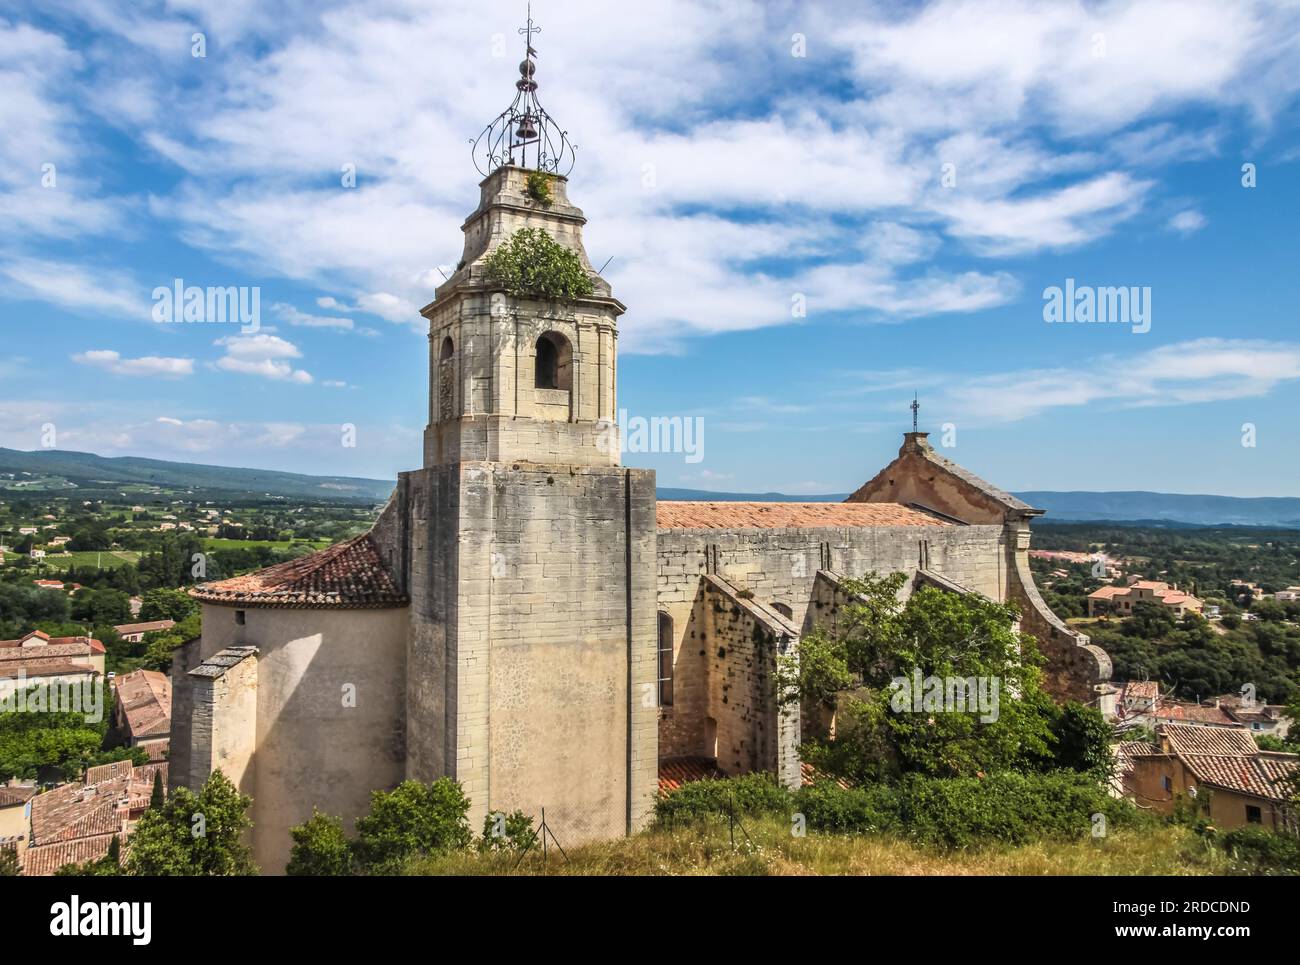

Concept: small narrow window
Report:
left=657, top=612, right=674, bottom=707
left=534, top=332, right=572, bottom=391
left=1246, top=805, right=1262, bottom=824
left=235, top=610, right=246, bottom=626
left=1162, top=775, right=1172, bottom=793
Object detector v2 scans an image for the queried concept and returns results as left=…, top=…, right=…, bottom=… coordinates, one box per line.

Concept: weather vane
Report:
left=911, top=393, right=919, bottom=433
left=470, top=2, right=576, bottom=177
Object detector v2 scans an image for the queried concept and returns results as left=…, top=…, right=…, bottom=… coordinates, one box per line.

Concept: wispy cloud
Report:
left=72, top=349, right=194, bottom=379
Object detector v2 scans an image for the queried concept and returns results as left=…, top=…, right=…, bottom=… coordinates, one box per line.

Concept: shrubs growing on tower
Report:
left=483, top=227, right=594, bottom=301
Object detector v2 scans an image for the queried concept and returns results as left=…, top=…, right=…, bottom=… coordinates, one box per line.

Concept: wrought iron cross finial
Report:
left=911, top=393, right=919, bottom=432
left=519, top=2, right=540, bottom=54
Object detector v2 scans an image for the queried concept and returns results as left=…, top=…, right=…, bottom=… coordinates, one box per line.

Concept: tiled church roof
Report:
left=190, top=534, right=408, bottom=609
left=656, top=501, right=950, bottom=530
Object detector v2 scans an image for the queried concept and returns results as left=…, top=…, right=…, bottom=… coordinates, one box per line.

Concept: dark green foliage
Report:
left=478, top=809, right=539, bottom=854
left=483, top=227, right=594, bottom=301
left=781, top=573, right=1056, bottom=782
left=0, top=681, right=121, bottom=782
left=1045, top=701, right=1115, bottom=778
left=797, top=772, right=1145, bottom=849
left=125, top=770, right=256, bottom=876
left=1216, top=826, right=1300, bottom=875
left=352, top=778, right=472, bottom=872
left=286, top=809, right=353, bottom=876
left=150, top=769, right=165, bottom=810
left=0, top=846, right=18, bottom=876
left=138, top=587, right=200, bottom=622
left=654, top=772, right=793, bottom=825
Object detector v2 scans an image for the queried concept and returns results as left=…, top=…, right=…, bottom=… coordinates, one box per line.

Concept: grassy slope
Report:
left=403, top=820, right=1223, bottom=876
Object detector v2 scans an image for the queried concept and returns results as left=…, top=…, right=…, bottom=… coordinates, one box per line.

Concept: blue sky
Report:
left=3, top=0, right=1300, bottom=497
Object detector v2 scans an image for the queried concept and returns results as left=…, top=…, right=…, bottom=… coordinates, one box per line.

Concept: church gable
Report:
left=847, top=431, right=1039, bottom=525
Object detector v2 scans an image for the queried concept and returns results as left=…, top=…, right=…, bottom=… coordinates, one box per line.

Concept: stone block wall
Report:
left=405, top=460, right=659, bottom=844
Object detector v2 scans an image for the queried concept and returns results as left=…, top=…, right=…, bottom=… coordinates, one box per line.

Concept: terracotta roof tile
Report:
left=1181, top=754, right=1298, bottom=802
left=1160, top=722, right=1258, bottom=756
left=21, top=833, right=119, bottom=876
left=112, top=670, right=171, bottom=741
left=656, top=501, right=949, bottom=530
left=1157, top=702, right=1237, bottom=727
left=112, top=620, right=175, bottom=635
left=657, top=757, right=724, bottom=793
left=0, top=785, right=37, bottom=807
left=190, top=533, right=408, bottom=609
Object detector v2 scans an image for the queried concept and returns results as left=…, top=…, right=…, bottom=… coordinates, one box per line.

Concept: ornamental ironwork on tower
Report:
left=471, top=4, right=576, bottom=177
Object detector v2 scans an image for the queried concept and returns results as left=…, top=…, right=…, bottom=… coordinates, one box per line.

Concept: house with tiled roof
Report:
left=0, top=630, right=105, bottom=701
left=112, top=669, right=172, bottom=749
left=1088, top=580, right=1204, bottom=618
left=1116, top=722, right=1298, bottom=831
left=112, top=619, right=175, bottom=643
left=169, top=63, right=1111, bottom=872
left=14, top=760, right=166, bottom=875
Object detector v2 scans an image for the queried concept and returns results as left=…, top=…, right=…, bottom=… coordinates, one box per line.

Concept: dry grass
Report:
left=403, top=819, right=1223, bottom=876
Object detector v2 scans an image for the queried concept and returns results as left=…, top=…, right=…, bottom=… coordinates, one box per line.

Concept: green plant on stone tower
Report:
left=525, top=169, right=555, bottom=207
left=483, top=227, right=594, bottom=302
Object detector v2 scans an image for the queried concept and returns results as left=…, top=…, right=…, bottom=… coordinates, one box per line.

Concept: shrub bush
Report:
left=1217, top=826, right=1300, bottom=875
left=654, top=773, right=793, bottom=826
left=483, top=227, right=594, bottom=301
left=797, top=771, right=1144, bottom=849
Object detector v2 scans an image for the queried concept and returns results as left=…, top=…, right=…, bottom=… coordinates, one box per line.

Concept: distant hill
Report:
left=3, top=450, right=1297, bottom=526
left=0, top=448, right=394, bottom=503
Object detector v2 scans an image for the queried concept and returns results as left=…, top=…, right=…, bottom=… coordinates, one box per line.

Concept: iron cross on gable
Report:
left=911, top=394, right=919, bottom=433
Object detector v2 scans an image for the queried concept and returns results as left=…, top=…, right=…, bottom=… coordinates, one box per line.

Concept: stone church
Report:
left=170, top=35, right=1111, bottom=872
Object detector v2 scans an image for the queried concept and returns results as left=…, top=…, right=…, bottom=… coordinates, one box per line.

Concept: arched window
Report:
left=657, top=611, right=674, bottom=707
left=534, top=331, right=572, bottom=391
left=437, top=336, right=455, bottom=421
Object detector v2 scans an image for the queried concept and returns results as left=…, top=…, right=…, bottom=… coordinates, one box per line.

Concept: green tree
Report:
left=150, top=769, right=165, bottom=810
left=352, top=778, right=471, bottom=872
left=781, top=574, right=1056, bottom=782
left=286, top=808, right=353, bottom=876
left=1046, top=701, right=1114, bottom=778
left=138, top=588, right=200, bottom=623
left=125, top=770, right=256, bottom=876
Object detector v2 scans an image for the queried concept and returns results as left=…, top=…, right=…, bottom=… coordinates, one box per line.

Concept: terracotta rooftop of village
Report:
left=190, top=533, right=408, bottom=609
left=0, top=631, right=104, bottom=679
left=17, top=760, right=168, bottom=876
left=112, top=669, right=172, bottom=742
left=655, top=501, right=950, bottom=530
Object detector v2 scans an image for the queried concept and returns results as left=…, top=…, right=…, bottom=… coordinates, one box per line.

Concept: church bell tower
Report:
left=395, top=8, right=659, bottom=843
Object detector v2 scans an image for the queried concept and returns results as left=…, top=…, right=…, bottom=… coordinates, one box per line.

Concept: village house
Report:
left=10, top=760, right=167, bottom=875
left=0, top=631, right=105, bottom=702
left=1116, top=723, right=1297, bottom=831
left=113, top=619, right=176, bottom=644
left=1087, top=580, right=1203, bottom=618
left=111, top=669, right=172, bottom=752
left=0, top=785, right=36, bottom=867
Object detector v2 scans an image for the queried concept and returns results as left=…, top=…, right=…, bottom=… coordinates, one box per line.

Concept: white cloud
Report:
left=213, top=334, right=312, bottom=383
left=272, top=301, right=355, bottom=330
left=72, top=349, right=194, bottom=378
left=0, top=256, right=142, bottom=317
left=931, top=338, right=1300, bottom=424
left=1168, top=209, right=1207, bottom=234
